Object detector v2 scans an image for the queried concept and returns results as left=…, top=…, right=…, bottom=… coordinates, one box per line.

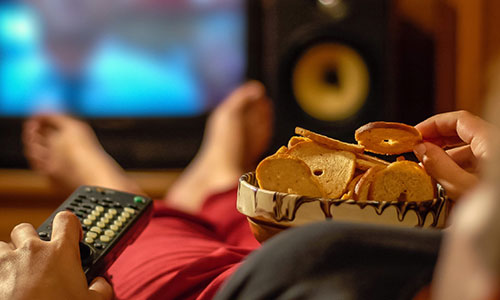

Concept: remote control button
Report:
left=84, top=187, right=92, bottom=193
left=110, top=224, right=119, bottom=231
left=103, top=197, right=113, bottom=203
left=95, top=206, right=104, bottom=212
left=38, top=232, right=50, bottom=240
left=124, top=207, right=136, bottom=214
left=78, top=194, right=87, bottom=198
left=90, top=226, right=102, bottom=234
left=65, top=207, right=75, bottom=212
left=87, top=214, right=96, bottom=221
left=134, top=196, right=146, bottom=204
left=100, top=217, right=110, bottom=224
left=104, top=230, right=115, bottom=237
left=86, top=231, right=98, bottom=239
left=96, top=222, right=106, bottom=228
left=74, top=198, right=83, bottom=203
left=104, top=212, right=113, bottom=219
left=82, top=204, right=93, bottom=209
left=128, top=204, right=139, bottom=210
left=113, top=220, right=123, bottom=227
left=104, top=189, right=115, bottom=195
left=85, top=237, right=94, bottom=244
left=83, top=219, right=93, bottom=226
left=100, top=235, right=111, bottom=243
left=117, top=216, right=127, bottom=223
left=121, top=212, right=131, bottom=219
left=89, top=197, right=98, bottom=203
left=91, top=210, right=101, bottom=217
left=94, top=243, right=104, bottom=249
left=78, top=208, right=92, bottom=214
left=75, top=212, right=86, bottom=218
left=79, top=242, right=94, bottom=266
left=108, top=209, right=118, bottom=215
left=70, top=202, right=80, bottom=207
left=113, top=202, right=122, bottom=208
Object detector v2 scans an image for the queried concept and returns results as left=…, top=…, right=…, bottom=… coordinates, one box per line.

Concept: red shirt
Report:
left=108, top=188, right=260, bottom=299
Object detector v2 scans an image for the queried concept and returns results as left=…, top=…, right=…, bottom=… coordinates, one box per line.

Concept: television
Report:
left=0, top=0, right=250, bottom=169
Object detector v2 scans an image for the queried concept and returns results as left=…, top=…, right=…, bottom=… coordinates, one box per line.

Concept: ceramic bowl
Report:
left=237, top=172, right=450, bottom=243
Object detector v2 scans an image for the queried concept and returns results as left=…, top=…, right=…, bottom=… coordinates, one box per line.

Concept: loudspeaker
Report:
left=247, top=0, right=434, bottom=148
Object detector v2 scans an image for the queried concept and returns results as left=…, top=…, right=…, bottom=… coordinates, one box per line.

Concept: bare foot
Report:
left=23, top=115, right=144, bottom=195
left=165, top=81, right=273, bottom=213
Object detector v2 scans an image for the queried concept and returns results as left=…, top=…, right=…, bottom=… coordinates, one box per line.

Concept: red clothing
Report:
left=108, top=188, right=260, bottom=299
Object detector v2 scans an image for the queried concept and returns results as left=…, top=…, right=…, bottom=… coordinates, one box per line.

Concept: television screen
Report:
left=0, top=0, right=246, bottom=117
left=0, top=0, right=248, bottom=169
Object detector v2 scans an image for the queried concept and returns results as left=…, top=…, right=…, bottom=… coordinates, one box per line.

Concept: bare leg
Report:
left=23, top=115, right=144, bottom=195
left=22, top=81, right=273, bottom=212
left=165, top=81, right=273, bottom=213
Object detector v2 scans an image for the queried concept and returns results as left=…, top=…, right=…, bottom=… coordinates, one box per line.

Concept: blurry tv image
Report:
left=0, top=0, right=248, bottom=168
left=0, top=0, right=246, bottom=118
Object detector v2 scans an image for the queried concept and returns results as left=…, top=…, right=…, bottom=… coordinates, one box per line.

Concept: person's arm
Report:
left=413, top=110, right=494, bottom=200
left=0, top=211, right=113, bottom=300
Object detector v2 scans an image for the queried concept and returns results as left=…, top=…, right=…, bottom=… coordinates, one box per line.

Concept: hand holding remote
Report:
left=0, top=211, right=113, bottom=300
left=37, top=186, right=153, bottom=283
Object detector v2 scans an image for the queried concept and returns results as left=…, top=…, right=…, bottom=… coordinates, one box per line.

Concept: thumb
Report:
left=88, top=277, right=114, bottom=300
left=413, top=142, right=478, bottom=200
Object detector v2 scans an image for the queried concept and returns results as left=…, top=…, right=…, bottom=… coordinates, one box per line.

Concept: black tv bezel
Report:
left=0, top=0, right=261, bottom=170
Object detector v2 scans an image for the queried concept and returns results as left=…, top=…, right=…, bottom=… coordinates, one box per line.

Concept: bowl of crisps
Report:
left=237, top=124, right=450, bottom=243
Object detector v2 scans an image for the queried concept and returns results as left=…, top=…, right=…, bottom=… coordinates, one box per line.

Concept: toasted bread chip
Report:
left=295, top=127, right=365, bottom=153
left=354, top=165, right=385, bottom=201
left=356, top=152, right=390, bottom=166
left=356, top=157, right=389, bottom=171
left=369, top=161, right=435, bottom=202
left=355, top=121, right=422, bottom=155
left=341, top=173, right=364, bottom=200
left=287, top=136, right=312, bottom=148
left=275, top=146, right=288, bottom=155
left=288, top=141, right=356, bottom=199
left=256, top=154, right=325, bottom=198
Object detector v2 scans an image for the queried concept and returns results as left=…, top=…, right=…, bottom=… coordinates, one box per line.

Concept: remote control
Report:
left=37, top=185, right=153, bottom=283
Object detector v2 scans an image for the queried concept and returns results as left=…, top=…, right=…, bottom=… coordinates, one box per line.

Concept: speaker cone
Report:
left=292, top=42, right=370, bottom=122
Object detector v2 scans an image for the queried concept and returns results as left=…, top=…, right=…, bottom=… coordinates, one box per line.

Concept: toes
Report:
left=22, top=117, right=56, bottom=152
left=222, top=81, right=267, bottom=112
left=22, top=117, right=56, bottom=172
left=24, top=141, right=49, bottom=167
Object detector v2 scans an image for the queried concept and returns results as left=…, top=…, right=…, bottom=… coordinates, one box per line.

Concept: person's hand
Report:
left=413, top=110, right=494, bottom=200
left=0, top=211, right=113, bottom=300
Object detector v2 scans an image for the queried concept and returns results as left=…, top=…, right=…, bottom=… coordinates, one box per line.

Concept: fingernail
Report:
left=413, top=143, right=427, bottom=156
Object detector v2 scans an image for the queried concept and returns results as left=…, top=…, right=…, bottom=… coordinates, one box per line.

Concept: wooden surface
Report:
left=398, top=0, right=500, bottom=115
left=397, top=0, right=457, bottom=114
left=0, top=169, right=181, bottom=242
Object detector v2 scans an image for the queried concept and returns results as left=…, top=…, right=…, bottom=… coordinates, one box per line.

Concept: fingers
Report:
left=446, top=145, right=478, bottom=172
left=415, top=111, right=492, bottom=160
left=50, top=211, right=82, bottom=249
left=10, top=223, right=39, bottom=248
left=88, top=277, right=114, bottom=300
left=0, top=241, right=14, bottom=252
left=414, top=142, right=479, bottom=200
